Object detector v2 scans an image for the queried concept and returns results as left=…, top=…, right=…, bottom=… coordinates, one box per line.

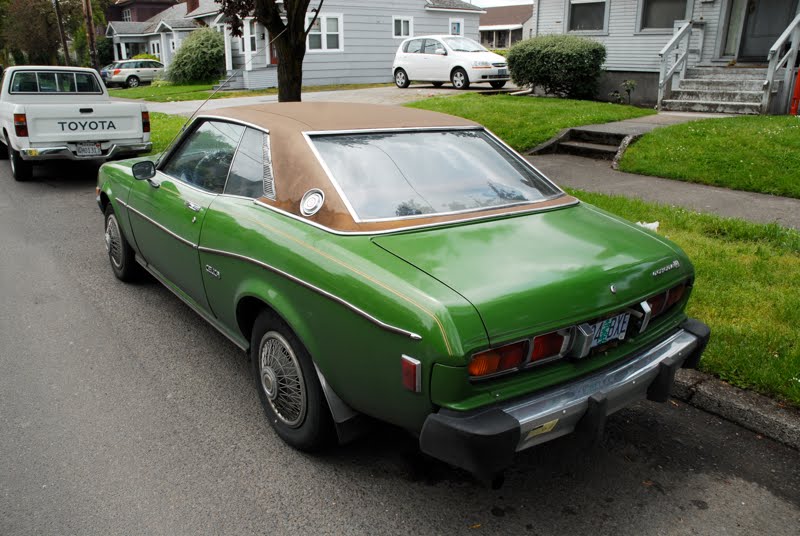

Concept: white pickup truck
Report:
left=0, top=66, right=152, bottom=181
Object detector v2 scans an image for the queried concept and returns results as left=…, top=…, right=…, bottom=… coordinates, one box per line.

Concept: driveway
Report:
left=113, top=84, right=511, bottom=115
left=1, top=161, right=799, bottom=535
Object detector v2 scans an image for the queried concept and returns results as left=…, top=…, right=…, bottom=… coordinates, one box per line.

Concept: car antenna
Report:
left=156, top=26, right=288, bottom=164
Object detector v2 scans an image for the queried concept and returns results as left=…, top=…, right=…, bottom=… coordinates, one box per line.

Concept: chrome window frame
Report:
left=303, top=126, right=566, bottom=224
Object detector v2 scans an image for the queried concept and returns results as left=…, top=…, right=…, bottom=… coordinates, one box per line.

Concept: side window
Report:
left=37, top=73, right=58, bottom=92
left=405, top=39, right=423, bottom=53
left=422, top=40, right=442, bottom=55
left=162, top=121, right=245, bottom=194
left=75, top=73, right=101, bottom=93
left=225, top=128, right=268, bottom=198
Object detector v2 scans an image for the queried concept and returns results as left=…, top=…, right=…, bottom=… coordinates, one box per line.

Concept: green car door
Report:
left=126, top=120, right=246, bottom=310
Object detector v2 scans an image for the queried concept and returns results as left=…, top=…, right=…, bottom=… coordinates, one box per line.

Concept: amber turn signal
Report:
left=530, top=331, right=565, bottom=363
left=469, top=341, right=528, bottom=378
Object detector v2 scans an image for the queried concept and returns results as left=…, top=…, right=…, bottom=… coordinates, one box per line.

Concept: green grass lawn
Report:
left=407, top=93, right=656, bottom=151
left=620, top=116, right=800, bottom=198
left=145, top=112, right=800, bottom=406
left=575, top=190, right=800, bottom=406
left=110, top=82, right=394, bottom=103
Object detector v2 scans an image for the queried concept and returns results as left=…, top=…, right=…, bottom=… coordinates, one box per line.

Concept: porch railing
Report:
left=762, top=13, right=800, bottom=114
left=657, top=21, right=703, bottom=110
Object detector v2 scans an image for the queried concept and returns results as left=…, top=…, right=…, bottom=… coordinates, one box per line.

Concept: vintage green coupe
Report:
left=97, top=103, right=709, bottom=482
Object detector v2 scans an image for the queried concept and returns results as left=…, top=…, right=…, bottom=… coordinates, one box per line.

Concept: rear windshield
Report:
left=10, top=71, right=103, bottom=94
left=310, top=129, right=561, bottom=221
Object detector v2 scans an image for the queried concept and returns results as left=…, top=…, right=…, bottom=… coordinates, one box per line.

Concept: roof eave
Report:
left=425, top=7, right=486, bottom=14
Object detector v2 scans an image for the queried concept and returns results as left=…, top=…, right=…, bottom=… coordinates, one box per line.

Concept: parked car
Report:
left=97, top=103, right=709, bottom=483
left=393, top=35, right=510, bottom=90
left=103, top=59, right=164, bottom=88
left=0, top=66, right=152, bottom=181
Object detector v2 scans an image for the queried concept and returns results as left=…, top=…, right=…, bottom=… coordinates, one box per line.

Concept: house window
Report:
left=307, top=14, right=343, bottom=52
left=568, top=0, right=607, bottom=32
left=170, top=39, right=175, bottom=52
left=122, top=9, right=131, bottom=22
left=639, top=0, right=689, bottom=30
left=449, top=18, right=464, bottom=36
left=241, top=19, right=258, bottom=52
left=393, top=16, right=413, bottom=38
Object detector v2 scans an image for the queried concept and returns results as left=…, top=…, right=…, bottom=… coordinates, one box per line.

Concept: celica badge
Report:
left=652, top=260, right=681, bottom=277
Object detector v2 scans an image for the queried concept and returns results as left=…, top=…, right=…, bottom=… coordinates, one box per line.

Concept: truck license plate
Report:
left=590, top=313, right=630, bottom=348
left=76, top=143, right=102, bottom=157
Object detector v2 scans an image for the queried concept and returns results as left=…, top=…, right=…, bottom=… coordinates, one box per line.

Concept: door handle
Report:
left=185, top=201, right=202, bottom=212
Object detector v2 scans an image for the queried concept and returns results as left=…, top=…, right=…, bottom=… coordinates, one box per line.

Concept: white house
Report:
left=479, top=3, right=537, bottom=49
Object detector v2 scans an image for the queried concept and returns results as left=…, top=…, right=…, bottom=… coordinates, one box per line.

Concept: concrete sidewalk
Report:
left=528, top=153, right=800, bottom=229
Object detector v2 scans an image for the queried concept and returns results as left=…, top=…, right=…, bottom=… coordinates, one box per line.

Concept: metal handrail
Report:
left=657, top=21, right=693, bottom=109
left=762, top=12, right=800, bottom=114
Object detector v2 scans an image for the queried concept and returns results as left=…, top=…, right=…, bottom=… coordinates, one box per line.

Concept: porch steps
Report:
left=529, top=128, right=625, bottom=160
left=661, top=66, right=775, bottom=115
left=213, top=72, right=246, bottom=91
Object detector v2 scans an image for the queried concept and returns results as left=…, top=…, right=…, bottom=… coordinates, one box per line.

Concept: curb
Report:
left=673, top=369, right=800, bottom=450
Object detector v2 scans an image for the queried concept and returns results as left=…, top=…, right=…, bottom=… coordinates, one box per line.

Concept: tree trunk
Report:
left=275, top=37, right=304, bottom=102
left=54, top=0, right=71, bottom=66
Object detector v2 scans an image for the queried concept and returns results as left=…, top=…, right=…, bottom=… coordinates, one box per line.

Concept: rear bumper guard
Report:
left=419, top=318, right=710, bottom=480
left=20, top=142, right=152, bottom=161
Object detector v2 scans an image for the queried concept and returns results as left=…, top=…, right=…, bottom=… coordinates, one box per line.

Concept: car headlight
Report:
left=471, top=61, right=492, bottom=68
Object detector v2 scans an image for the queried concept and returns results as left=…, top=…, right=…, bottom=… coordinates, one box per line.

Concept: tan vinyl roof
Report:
left=201, top=103, right=573, bottom=234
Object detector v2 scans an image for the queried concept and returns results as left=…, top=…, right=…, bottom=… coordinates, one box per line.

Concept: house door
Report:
left=739, top=0, right=799, bottom=60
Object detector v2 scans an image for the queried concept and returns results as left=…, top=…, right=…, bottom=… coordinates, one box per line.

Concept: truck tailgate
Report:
left=26, top=103, right=144, bottom=143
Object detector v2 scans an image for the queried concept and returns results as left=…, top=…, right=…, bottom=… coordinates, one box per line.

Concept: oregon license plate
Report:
left=590, top=313, right=630, bottom=348
left=76, top=143, right=102, bottom=156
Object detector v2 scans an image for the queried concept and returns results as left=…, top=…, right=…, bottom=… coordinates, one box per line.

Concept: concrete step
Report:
left=671, top=89, right=764, bottom=103
left=568, top=129, right=627, bottom=146
left=678, top=78, right=765, bottom=92
left=661, top=99, right=761, bottom=114
left=685, top=67, right=768, bottom=80
left=556, top=140, right=618, bottom=160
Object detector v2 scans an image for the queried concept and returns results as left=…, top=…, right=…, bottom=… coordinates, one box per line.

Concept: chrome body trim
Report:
left=20, top=142, right=152, bottom=161
left=134, top=255, right=248, bottom=351
left=302, top=126, right=565, bottom=224
left=198, top=246, right=424, bottom=342
left=117, top=197, right=198, bottom=249
left=252, top=197, right=580, bottom=237
left=505, top=329, right=699, bottom=452
left=639, top=300, right=653, bottom=334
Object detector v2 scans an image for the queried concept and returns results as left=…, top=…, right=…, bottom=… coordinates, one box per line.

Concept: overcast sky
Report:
left=472, top=0, right=535, bottom=7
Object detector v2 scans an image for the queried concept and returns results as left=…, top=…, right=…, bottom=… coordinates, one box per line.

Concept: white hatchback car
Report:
left=392, top=35, right=509, bottom=90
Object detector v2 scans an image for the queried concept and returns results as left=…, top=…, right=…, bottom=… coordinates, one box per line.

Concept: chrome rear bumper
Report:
left=20, top=142, right=152, bottom=161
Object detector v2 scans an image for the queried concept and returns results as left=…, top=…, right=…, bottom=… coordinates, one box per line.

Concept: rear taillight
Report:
left=646, top=292, right=668, bottom=317
left=468, top=340, right=528, bottom=378
left=14, top=114, right=28, bottom=137
left=530, top=331, right=566, bottom=363
left=142, top=111, right=150, bottom=133
left=401, top=355, right=421, bottom=392
left=665, top=281, right=688, bottom=308
left=113, top=69, right=121, bottom=76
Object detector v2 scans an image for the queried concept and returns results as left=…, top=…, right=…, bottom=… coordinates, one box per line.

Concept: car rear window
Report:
left=10, top=71, right=102, bottom=94
left=310, top=129, right=562, bottom=221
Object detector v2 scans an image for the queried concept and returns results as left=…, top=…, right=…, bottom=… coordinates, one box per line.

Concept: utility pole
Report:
left=82, top=0, right=99, bottom=70
left=53, top=0, right=71, bottom=66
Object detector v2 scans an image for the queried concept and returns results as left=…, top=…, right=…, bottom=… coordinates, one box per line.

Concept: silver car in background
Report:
left=103, top=60, right=164, bottom=88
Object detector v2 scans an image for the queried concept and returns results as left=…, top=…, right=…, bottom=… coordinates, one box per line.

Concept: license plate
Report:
left=76, top=143, right=102, bottom=157
left=498, top=69, right=508, bottom=76
left=590, top=313, right=630, bottom=348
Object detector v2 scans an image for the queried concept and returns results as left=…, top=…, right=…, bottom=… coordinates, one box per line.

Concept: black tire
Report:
left=394, top=68, right=410, bottom=89
left=451, top=68, right=470, bottom=90
left=104, top=204, right=141, bottom=282
left=490, top=81, right=507, bottom=89
left=8, top=143, right=32, bottom=181
left=432, top=82, right=444, bottom=88
left=126, top=76, right=140, bottom=88
left=251, top=310, right=335, bottom=452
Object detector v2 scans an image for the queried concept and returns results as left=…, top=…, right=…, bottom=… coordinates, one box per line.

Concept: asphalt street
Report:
left=1, top=162, right=799, bottom=536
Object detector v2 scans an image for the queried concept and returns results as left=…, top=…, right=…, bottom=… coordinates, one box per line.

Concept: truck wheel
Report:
left=126, top=76, right=140, bottom=88
left=8, top=144, right=32, bottom=181
left=251, top=311, right=335, bottom=452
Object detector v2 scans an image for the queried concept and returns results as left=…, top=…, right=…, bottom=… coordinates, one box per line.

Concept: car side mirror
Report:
left=132, top=160, right=156, bottom=181
left=435, top=48, right=447, bottom=55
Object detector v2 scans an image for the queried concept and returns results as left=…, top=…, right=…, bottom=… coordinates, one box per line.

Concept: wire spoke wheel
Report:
left=105, top=214, right=123, bottom=269
left=259, top=331, right=307, bottom=428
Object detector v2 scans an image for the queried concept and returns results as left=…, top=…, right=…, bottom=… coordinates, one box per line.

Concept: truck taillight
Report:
left=14, top=114, right=28, bottom=137
left=142, top=111, right=150, bottom=133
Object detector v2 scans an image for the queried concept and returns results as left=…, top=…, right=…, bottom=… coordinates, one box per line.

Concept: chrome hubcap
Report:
left=396, top=72, right=405, bottom=85
left=259, top=331, right=306, bottom=428
left=105, top=215, right=123, bottom=269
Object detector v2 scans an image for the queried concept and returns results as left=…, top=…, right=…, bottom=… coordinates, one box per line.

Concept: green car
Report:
left=97, top=103, right=709, bottom=482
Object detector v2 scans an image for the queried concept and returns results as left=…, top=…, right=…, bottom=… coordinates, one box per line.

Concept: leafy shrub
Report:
left=133, top=53, right=160, bottom=61
left=507, top=35, right=606, bottom=99
left=491, top=49, right=509, bottom=57
left=168, top=28, right=225, bottom=84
